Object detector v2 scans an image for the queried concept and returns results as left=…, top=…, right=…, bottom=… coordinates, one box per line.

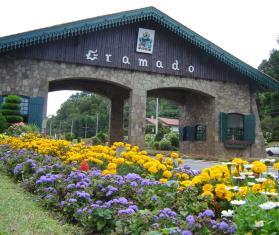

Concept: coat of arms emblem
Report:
left=136, top=28, right=155, bottom=54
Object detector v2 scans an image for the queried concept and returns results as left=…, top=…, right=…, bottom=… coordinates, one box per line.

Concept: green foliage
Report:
left=258, top=43, right=279, bottom=142
left=92, top=136, right=102, bottom=145
left=145, top=134, right=155, bottom=148
left=47, top=92, right=109, bottom=139
left=164, top=132, right=179, bottom=149
left=158, top=138, right=172, bottom=150
left=4, top=95, right=21, bottom=103
left=1, top=95, right=23, bottom=125
left=65, top=133, right=76, bottom=141
left=5, top=115, right=23, bottom=124
left=96, top=132, right=108, bottom=143
left=0, top=113, right=7, bottom=133
left=233, top=193, right=279, bottom=234
left=5, top=123, right=39, bottom=136
left=154, top=123, right=170, bottom=142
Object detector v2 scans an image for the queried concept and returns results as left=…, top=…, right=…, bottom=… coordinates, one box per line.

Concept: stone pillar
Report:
left=250, top=93, right=266, bottom=158
left=109, top=97, right=124, bottom=144
left=128, top=89, right=146, bottom=148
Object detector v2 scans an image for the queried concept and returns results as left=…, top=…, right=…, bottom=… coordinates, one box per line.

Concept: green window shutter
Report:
left=244, top=114, right=255, bottom=143
left=28, top=97, right=44, bottom=129
left=186, top=126, right=195, bottom=141
left=220, top=112, right=228, bottom=142
left=179, top=126, right=187, bottom=141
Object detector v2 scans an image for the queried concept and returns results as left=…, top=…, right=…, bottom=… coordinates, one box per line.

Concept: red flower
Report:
left=80, top=160, right=89, bottom=172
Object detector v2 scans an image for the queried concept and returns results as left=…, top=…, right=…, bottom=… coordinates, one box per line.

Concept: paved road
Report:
left=183, top=159, right=220, bottom=171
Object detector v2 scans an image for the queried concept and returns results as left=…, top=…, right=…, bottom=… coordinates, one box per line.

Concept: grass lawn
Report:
left=0, top=171, right=83, bottom=235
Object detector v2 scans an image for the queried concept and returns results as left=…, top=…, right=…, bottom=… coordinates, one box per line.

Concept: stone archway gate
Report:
left=0, top=7, right=279, bottom=158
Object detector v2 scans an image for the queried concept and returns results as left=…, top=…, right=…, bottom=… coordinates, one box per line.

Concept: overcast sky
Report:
left=1, top=0, right=278, bottom=116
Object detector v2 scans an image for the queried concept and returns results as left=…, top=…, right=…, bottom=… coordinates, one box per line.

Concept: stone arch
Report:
left=147, top=86, right=216, bottom=156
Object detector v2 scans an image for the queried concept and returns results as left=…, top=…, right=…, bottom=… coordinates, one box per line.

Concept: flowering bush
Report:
left=0, top=135, right=278, bottom=234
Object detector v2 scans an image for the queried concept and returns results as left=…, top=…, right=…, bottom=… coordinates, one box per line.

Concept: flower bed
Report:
left=0, top=134, right=278, bottom=234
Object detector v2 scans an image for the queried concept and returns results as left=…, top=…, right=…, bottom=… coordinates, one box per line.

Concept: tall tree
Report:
left=258, top=38, right=279, bottom=141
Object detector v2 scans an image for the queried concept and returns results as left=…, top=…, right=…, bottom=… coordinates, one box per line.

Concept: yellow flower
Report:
left=252, top=161, right=267, bottom=174
left=107, top=163, right=117, bottom=170
left=170, top=152, right=179, bottom=159
left=181, top=173, right=189, bottom=180
left=201, top=191, right=214, bottom=198
left=102, top=169, right=110, bottom=175
left=202, top=184, right=214, bottom=192
left=148, top=166, right=158, bottom=174
left=273, top=162, right=279, bottom=170
left=163, top=170, right=172, bottom=179
left=156, top=153, right=163, bottom=161
left=160, top=178, right=168, bottom=184
left=180, top=180, right=192, bottom=188
left=252, top=184, right=262, bottom=193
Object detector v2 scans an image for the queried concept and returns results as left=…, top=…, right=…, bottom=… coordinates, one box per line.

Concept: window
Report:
left=195, top=125, right=206, bottom=141
left=180, top=125, right=206, bottom=141
left=20, top=97, right=29, bottom=116
left=227, top=113, right=244, bottom=140
left=220, top=112, right=255, bottom=145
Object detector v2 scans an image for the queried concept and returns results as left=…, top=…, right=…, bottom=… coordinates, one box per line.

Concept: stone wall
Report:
left=0, top=56, right=266, bottom=158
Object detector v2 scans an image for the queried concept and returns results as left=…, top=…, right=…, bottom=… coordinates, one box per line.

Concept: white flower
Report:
left=259, top=202, right=278, bottom=210
left=260, top=159, right=275, bottom=163
left=240, top=171, right=253, bottom=176
left=232, top=176, right=246, bottom=180
left=244, top=164, right=253, bottom=169
left=255, top=178, right=267, bottom=183
left=248, top=182, right=255, bottom=186
left=255, top=220, right=264, bottom=228
left=226, top=186, right=239, bottom=191
left=262, top=172, right=277, bottom=178
left=248, top=175, right=255, bottom=179
left=260, top=192, right=278, bottom=197
left=231, top=200, right=246, bottom=206
left=221, top=209, right=234, bottom=217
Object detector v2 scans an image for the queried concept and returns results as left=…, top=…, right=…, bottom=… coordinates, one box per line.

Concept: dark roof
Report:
left=0, top=6, right=278, bottom=92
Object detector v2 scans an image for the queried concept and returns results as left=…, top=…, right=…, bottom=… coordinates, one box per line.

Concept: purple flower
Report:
left=159, top=208, right=177, bottom=218
left=130, top=181, right=138, bottom=187
left=75, top=191, right=91, bottom=200
left=151, top=195, right=158, bottom=201
left=118, top=208, right=135, bottom=215
left=218, top=221, right=229, bottom=230
left=199, top=209, right=215, bottom=218
left=186, top=215, right=195, bottom=225
left=66, top=184, right=76, bottom=190
left=129, top=205, right=138, bottom=211
left=69, top=198, right=77, bottom=203
left=125, top=173, right=141, bottom=181
left=181, top=230, right=193, bottom=235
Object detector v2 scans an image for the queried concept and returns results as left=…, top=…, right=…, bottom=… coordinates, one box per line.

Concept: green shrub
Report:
left=92, top=136, right=102, bottom=145
left=1, top=109, right=21, bottom=115
left=1, top=103, right=20, bottom=110
left=65, top=133, right=76, bottom=141
left=4, top=123, right=38, bottom=136
left=4, top=95, right=21, bottom=103
left=96, top=132, right=108, bottom=144
left=1, top=95, right=23, bottom=126
left=153, top=141, right=160, bottom=150
left=165, top=132, right=179, bottom=149
left=145, top=134, right=155, bottom=148
left=158, top=139, right=172, bottom=150
left=0, top=113, right=7, bottom=133
left=5, top=115, right=23, bottom=124
left=154, top=123, right=171, bottom=142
